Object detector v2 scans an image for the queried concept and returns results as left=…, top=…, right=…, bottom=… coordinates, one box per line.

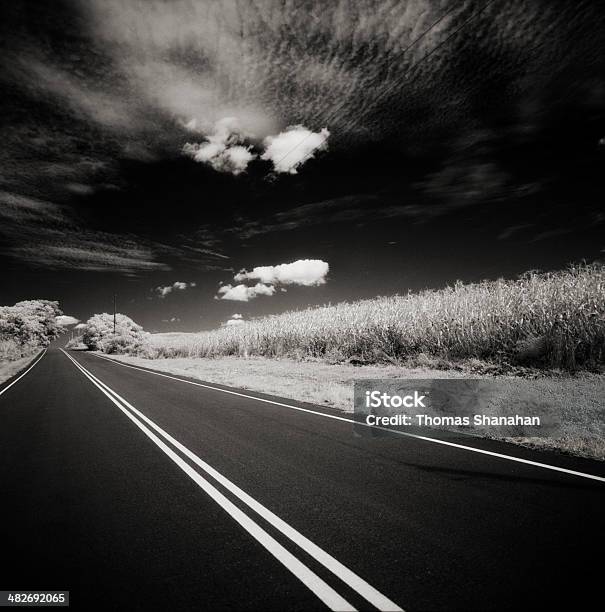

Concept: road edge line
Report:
left=0, top=349, right=47, bottom=398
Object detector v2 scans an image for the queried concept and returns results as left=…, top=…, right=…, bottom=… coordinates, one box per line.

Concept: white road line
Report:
left=62, top=350, right=404, bottom=612
left=0, top=349, right=46, bottom=398
left=91, top=352, right=605, bottom=484
left=64, top=350, right=403, bottom=612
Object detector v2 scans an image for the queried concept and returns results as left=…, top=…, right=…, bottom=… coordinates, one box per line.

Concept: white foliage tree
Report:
left=0, top=300, right=63, bottom=347
left=80, top=313, right=148, bottom=354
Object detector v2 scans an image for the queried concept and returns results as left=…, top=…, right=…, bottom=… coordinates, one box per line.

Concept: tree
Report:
left=80, top=313, right=148, bottom=354
left=0, top=300, right=63, bottom=347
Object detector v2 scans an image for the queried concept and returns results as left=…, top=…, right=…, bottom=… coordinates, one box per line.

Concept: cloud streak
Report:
left=0, top=190, right=171, bottom=273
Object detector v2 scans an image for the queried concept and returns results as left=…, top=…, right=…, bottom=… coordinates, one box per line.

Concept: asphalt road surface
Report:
left=1, top=346, right=603, bottom=611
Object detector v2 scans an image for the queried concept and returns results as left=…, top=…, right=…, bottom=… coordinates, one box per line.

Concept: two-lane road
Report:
left=1, top=347, right=603, bottom=610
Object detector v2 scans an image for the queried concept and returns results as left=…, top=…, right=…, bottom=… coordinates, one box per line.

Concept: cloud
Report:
left=262, top=126, right=329, bottom=174
left=183, top=117, right=256, bottom=175
left=161, top=316, right=181, bottom=323
left=225, top=318, right=245, bottom=326
left=55, top=315, right=80, bottom=327
left=7, top=237, right=170, bottom=273
left=234, top=259, right=329, bottom=286
left=216, top=283, right=275, bottom=302
left=156, top=281, right=196, bottom=298
left=0, top=191, right=174, bottom=273
left=183, top=118, right=329, bottom=176
left=224, top=312, right=245, bottom=325
left=10, top=241, right=170, bottom=273
left=13, top=56, right=142, bottom=132
left=216, top=259, right=328, bottom=301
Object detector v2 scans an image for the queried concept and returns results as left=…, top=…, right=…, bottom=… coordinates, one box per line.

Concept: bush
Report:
left=80, top=313, right=148, bottom=354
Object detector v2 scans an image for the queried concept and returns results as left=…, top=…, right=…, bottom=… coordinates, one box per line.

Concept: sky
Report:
left=1, top=0, right=604, bottom=332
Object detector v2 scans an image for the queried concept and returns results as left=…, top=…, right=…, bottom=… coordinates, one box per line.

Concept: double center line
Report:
left=61, top=349, right=403, bottom=612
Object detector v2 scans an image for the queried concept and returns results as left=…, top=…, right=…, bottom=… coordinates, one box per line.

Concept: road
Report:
left=0, top=346, right=603, bottom=611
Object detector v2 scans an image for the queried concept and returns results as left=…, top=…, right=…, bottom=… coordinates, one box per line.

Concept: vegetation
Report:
left=69, top=313, right=148, bottom=354
left=141, top=264, right=605, bottom=371
left=0, top=300, right=63, bottom=360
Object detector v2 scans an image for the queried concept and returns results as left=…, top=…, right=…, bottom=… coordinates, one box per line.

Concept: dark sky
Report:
left=1, top=0, right=604, bottom=331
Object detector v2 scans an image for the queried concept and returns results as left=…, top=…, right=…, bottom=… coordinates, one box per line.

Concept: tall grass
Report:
left=142, top=264, right=605, bottom=370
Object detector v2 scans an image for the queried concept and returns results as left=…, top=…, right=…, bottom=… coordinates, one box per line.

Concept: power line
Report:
left=350, top=0, right=498, bottom=130
left=271, top=0, right=497, bottom=172
left=323, top=1, right=462, bottom=128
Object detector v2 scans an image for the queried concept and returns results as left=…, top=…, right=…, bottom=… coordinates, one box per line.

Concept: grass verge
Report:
left=0, top=351, right=40, bottom=386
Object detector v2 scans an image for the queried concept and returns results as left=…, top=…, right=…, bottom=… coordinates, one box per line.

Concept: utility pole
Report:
left=113, top=293, right=117, bottom=334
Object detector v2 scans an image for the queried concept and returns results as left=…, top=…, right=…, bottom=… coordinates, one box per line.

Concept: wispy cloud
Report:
left=13, top=56, right=143, bottom=132
left=0, top=190, right=170, bottom=273
left=11, top=242, right=170, bottom=273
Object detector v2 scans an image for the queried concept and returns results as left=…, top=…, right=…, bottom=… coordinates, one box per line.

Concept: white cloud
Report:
left=234, top=259, right=329, bottom=286
left=216, top=283, right=275, bottom=302
left=224, top=312, right=245, bottom=326
left=156, top=281, right=196, bottom=298
left=161, top=316, right=181, bottom=323
left=225, top=318, right=245, bottom=326
left=56, top=315, right=80, bottom=327
left=262, top=126, right=329, bottom=174
left=216, top=259, right=329, bottom=300
left=183, top=117, right=256, bottom=175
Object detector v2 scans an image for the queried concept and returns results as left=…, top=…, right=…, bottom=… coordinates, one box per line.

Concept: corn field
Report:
left=142, top=264, right=605, bottom=370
